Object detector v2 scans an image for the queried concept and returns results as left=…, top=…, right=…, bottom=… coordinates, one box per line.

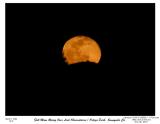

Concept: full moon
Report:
left=62, top=35, right=101, bottom=65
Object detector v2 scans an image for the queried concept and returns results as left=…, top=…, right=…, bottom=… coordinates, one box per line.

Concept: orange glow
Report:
left=62, top=35, right=101, bottom=65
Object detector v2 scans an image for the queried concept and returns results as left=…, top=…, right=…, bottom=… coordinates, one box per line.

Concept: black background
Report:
left=6, top=3, right=155, bottom=116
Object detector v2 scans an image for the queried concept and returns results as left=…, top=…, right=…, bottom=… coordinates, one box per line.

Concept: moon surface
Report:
left=62, top=35, right=101, bottom=65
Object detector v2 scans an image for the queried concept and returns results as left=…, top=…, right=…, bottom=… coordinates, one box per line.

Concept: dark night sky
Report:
left=6, top=3, right=155, bottom=116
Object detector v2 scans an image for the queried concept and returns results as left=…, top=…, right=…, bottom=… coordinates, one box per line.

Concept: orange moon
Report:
left=62, top=35, right=101, bottom=65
